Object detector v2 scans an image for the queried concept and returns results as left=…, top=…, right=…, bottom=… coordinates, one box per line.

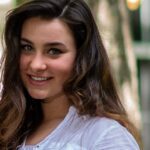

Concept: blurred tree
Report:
left=85, top=0, right=99, bottom=18
left=87, top=0, right=141, bottom=129
left=16, top=0, right=28, bottom=4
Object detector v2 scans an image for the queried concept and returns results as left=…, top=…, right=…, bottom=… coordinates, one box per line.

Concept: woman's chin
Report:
left=29, top=92, right=47, bottom=100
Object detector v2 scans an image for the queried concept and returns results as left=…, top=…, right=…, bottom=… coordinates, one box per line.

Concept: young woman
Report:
left=0, top=0, right=140, bottom=149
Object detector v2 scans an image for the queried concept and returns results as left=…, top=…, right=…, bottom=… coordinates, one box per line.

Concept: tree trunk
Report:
left=92, top=0, right=141, bottom=129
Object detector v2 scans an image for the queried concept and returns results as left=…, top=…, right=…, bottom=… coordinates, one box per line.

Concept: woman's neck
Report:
left=41, top=93, right=71, bottom=123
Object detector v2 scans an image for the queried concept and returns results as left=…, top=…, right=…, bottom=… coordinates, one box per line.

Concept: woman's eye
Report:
left=21, top=44, right=33, bottom=52
left=48, top=48, right=62, bottom=55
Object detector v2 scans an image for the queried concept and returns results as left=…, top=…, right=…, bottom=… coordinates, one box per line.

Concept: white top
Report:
left=18, top=106, right=140, bottom=150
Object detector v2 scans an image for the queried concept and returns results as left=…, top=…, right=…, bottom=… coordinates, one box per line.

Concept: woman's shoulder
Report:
left=80, top=115, right=122, bottom=132
left=69, top=107, right=140, bottom=149
left=85, top=116, right=129, bottom=138
left=81, top=116, right=140, bottom=149
left=73, top=107, right=126, bottom=135
left=89, top=116, right=120, bottom=128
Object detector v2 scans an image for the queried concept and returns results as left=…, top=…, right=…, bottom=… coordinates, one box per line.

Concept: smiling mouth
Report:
left=29, top=75, right=53, bottom=81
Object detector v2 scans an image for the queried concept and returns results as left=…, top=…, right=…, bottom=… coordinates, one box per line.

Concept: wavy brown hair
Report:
left=0, top=0, right=140, bottom=149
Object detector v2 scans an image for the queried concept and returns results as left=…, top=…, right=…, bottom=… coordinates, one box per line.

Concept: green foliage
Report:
left=16, top=0, right=29, bottom=5
left=85, top=0, right=99, bottom=9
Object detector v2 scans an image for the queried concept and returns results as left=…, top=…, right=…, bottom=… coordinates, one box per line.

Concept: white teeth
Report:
left=31, top=76, right=48, bottom=81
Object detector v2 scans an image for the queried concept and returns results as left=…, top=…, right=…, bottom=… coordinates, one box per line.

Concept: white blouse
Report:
left=18, top=106, right=140, bottom=150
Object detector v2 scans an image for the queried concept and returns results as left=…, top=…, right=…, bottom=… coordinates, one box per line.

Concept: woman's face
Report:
left=20, top=17, right=76, bottom=101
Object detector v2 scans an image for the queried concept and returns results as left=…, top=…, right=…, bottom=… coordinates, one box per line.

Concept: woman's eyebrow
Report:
left=44, top=42, right=66, bottom=48
left=20, top=38, right=33, bottom=44
left=20, top=38, right=66, bottom=48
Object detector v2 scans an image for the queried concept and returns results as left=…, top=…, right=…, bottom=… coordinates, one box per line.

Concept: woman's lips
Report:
left=30, top=76, right=50, bottom=81
left=28, top=75, right=54, bottom=86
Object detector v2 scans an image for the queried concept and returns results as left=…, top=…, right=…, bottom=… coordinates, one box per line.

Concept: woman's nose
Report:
left=30, top=54, right=47, bottom=72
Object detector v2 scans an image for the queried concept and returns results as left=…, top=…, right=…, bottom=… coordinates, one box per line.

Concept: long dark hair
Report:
left=0, top=0, right=139, bottom=149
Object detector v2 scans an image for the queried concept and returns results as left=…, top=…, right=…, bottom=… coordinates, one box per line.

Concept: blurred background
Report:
left=0, top=0, right=150, bottom=149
